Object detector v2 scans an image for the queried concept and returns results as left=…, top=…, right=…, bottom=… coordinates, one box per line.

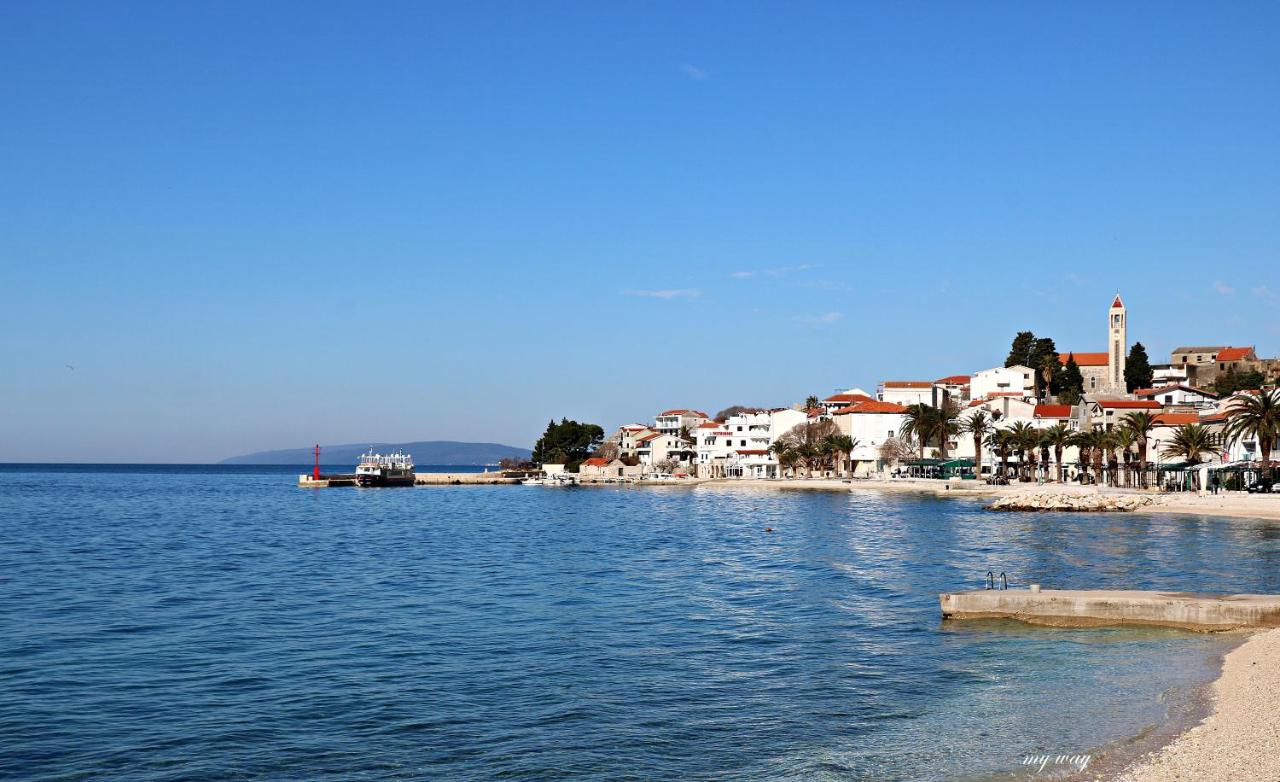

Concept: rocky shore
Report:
left=988, top=491, right=1167, bottom=513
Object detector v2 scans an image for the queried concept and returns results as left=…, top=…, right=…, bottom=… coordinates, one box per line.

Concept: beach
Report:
left=1110, top=628, right=1280, bottom=781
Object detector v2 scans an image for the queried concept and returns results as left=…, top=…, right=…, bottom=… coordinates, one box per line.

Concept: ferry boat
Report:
left=355, top=449, right=416, bottom=487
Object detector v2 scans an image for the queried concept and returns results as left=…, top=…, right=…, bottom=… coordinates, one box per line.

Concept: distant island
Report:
left=220, top=441, right=531, bottom=466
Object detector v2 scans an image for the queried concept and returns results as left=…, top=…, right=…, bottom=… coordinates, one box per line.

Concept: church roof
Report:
left=1110, top=294, right=1124, bottom=309
left=1059, top=352, right=1109, bottom=367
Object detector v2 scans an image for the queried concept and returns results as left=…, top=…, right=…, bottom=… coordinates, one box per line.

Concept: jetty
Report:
left=299, top=472, right=520, bottom=487
left=940, top=588, right=1280, bottom=632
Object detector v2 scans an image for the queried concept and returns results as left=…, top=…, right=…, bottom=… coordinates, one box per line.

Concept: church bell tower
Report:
left=1109, top=294, right=1126, bottom=392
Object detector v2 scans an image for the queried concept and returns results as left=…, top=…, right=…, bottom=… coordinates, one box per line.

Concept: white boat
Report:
left=520, top=477, right=546, bottom=486
left=355, top=449, right=415, bottom=487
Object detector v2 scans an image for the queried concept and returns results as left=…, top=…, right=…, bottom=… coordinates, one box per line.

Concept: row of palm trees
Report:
left=938, top=388, right=1280, bottom=487
left=768, top=434, right=858, bottom=478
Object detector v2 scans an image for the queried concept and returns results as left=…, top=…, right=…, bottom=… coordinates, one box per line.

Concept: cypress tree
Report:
left=1060, top=353, right=1085, bottom=402
left=1125, top=342, right=1154, bottom=393
left=1006, top=331, right=1036, bottom=368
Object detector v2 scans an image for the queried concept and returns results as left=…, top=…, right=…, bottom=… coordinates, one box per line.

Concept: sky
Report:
left=2, top=1, right=1278, bottom=462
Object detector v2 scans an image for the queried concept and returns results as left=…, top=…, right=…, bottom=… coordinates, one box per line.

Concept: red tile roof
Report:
left=1153, top=413, right=1199, bottom=426
left=1059, top=352, right=1110, bottom=367
left=582, top=457, right=609, bottom=467
left=824, top=393, right=874, bottom=404
left=882, top=381, right=932, bottom=388
left=833, top=401, right=907, bottom=415
left=934, top=375, right=971, bottom=384
left=1097, top=400, right=1161, bottom=409
left=1034, top=404, right=1073, bottom=418
left=1111, top=294, right=1124, bottom=309
left=806, top=407, right=825, bottom=418
left=636, top=433, right=661, bottom=443
left=697, top=422, right=720, bottom=429
left=1217, top=346, right=1253, bottom=361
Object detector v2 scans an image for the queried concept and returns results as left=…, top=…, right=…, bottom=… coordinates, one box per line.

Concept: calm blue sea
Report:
left=2, top=466, right=1278, bottom=781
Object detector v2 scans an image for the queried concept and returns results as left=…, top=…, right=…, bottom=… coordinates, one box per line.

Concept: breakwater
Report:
left=988, top=490, right=1166, bottom=513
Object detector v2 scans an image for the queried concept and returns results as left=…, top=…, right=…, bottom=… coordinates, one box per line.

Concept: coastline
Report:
left=1107, top=628, right=1280, bottom=781
left=696, top=478, right=1280, bottom=522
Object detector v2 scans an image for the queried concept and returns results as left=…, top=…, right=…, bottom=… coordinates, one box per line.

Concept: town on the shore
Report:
left=530, top=295, right=1279, bottom=490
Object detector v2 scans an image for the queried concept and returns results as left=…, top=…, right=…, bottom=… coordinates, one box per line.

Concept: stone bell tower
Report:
left=1109, top=294, right=1127, bottom=393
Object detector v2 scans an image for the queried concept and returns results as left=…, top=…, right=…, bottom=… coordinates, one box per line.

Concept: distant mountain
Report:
left=219, top=441, right=531, bottom=466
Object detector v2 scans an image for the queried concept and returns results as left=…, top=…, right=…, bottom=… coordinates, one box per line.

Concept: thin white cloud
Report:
left=1212, top=280, right=1235, bottom=296
left=730, top=264, right=813, bottom=280
left=623, top=288, right=701, bottom=300
left=1252, top=285, right=1276, bottom=300
left=792, top=311, right=843, bottom=326
left=681, top=64, right=708, bottom=81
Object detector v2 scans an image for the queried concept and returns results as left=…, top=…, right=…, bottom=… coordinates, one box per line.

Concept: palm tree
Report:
left=934, top=403, right=961, bottom=460
left=961, top=412, right=993, bottom=479
left=825, top=434, right=856, bottom=478
left=768, top=441, right=793, bottom=478
left=1122, top=411, right=1158, bottom=488
left=1041, top=423, right=1072, bottom=482
left=899, top=404, right=937, bottom=459
left=1068, top=430, right=1090, bottom=483
left=1162, top=424, right=1219, bottom=465
left=804, top=395, right=821, bottom=412
left=1007, top=422, right=1040, bottom=481
left=1112, top=426, right=1137, bottom=487
left=1225, top=389, right=1280, bottom=468
left=987, top=428, right=1014, bottom=480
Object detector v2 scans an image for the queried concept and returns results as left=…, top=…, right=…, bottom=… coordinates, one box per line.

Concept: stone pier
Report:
left=940, top=589, right=1280, bottom=632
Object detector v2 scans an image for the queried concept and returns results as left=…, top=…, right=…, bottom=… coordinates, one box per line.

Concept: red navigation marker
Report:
left=313, top=444, right=321, bottom=480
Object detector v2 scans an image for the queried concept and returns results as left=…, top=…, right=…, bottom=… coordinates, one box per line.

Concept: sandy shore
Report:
left=698, top=478, right=1280, bottom=521
left=1109, top=628, right=1280, bottom=781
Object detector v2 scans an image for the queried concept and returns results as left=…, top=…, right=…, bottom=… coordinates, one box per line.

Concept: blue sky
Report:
left=2, top=1, right=1278, bottom=462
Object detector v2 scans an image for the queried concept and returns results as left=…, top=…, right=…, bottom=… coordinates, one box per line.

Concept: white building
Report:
left=695, top=408, right=809, bottom=478
left=877, top=381, right=934, bottom=406
left=654, top=409, right=709, bottom=437
left=614, top=424, right=654, bottom=458
left=1134, top=385, right=1219, bottom=410
left=970, top=365, right=1035, bottom=402
left=636, top=432, right=695, bottom=469
left=831, top=400, right=908, bottom=474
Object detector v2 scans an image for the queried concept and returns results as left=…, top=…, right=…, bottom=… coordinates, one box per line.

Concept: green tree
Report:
left=1006, top=331, right=1037, bottom=368
left=1125, top=342, right=1154, bottom=393
left=1225, top=388, right=1280, bottom=468
left=1059, top=353, right=1085, bottom=403
left=1030, top=337, right=1059, bottom=400
left=532, top=418, right=605, bottom=471
left=804, top=395, right=821, bottom=411
left=1007, top=421, right=1041, bottom=481
left=899, top=404, right=938, bottom=458
left=987, top=428, right=1014, bottom=479
left=1040, top=423, right=1073, bottom=482
left=1161, top=424, right=1218, bottom=466
left=825, top=433, right=856, bottom=477
left=961, top=411, right=993, bottom=479
left=1121, top=411, right=1158, bottom=488
left=1214, top=368, right=1266, bottom=396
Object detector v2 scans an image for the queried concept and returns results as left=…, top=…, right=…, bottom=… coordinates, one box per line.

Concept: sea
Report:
left=2, top=464, right=1278, bottom=781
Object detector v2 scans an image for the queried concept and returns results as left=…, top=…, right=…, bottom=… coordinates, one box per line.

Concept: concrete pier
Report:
left=940, top=589, right=1280, bottom=632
